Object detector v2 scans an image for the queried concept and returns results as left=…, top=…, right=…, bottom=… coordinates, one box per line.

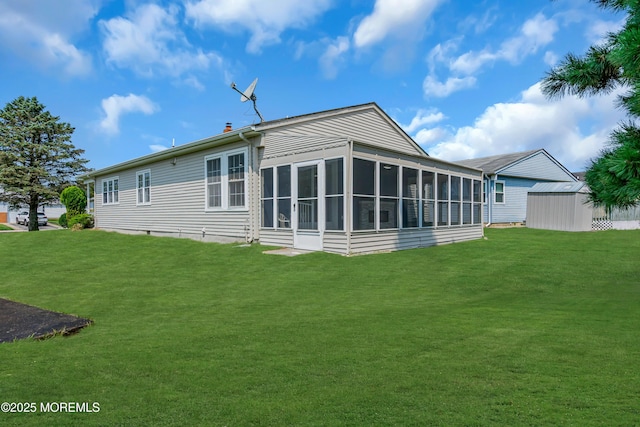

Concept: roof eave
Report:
left=80, top=127, right=260, bottom=181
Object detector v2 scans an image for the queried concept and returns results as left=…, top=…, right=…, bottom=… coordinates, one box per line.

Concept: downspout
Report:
left=239, top=131, right=255, bottom=243
left=346, top=138, right=353, bottom=255
left=486, top=175, right=493, bottom=228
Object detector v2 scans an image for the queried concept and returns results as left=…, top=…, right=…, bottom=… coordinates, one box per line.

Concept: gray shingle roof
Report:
left=456, top=149, right=541, bottom=175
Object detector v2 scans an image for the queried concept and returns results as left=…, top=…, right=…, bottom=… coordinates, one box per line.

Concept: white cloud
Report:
left=398, top=108, right=446, bottom=133
left=0, top=0, right=96, bottom=76
left=149, top=144, right=169, bottom=153
left=99, top=94, right=159, bottom=135
left=413, top=127, right=451, bottom=146
left=100, top=3, right=224, bottom=80
left=353, top=0, right=442, bottom=48
left=420, top=83, right=625, bottom=171
left=450, top=13, right=558, bottom=75
left=543, top=50, right=559, bottom=66
left=185, top=0, right=332, bottom=53
left=319, top=37, right=350, bottom=79
left=423, top=75, right=476, bottom=98
left=587, top=17, right=625, bottom=44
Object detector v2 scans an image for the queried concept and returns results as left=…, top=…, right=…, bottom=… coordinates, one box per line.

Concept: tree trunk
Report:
left=28, top=199, right=39, bottom=232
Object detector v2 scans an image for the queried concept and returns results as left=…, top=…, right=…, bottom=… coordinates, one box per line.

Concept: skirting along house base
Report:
left=80, top=103, right=484, bottom=255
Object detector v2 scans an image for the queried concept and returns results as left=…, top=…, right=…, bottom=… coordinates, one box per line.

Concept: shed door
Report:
left=293, top=160, right=324, bottom=251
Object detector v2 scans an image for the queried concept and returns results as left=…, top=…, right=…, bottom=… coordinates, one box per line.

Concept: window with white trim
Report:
left=422, top=171, right=435, bottom=227
left=379, top=163, right=399, bottom=229
left=261, top=168, right=274, bottom=228
left=353, top=158, right=376, bottom=230
left=205, top=149, right=247, bottom=210
left=495, top=181, right=505, bottom=204
left=483, top=181, right=487, bottom=204
left=473, top=179, right=482, bottom=224
left=450, top=176, right=461, bottom=225
left=137, top=170, right=151, bottom=205
left=102, top=177, right=119, bottom=205
left=437, top=173, right=449, bottom=226
left=462, top=178, right=472, bottom=225
left=206, top=158, right=222, bottom=208
left=277, top=165, right=291, bottom=228
left=228, top=153, right=245, bottom=207
left=325, top=158, right=344, bottom=231
left=402, top=167, right=419, bottom=228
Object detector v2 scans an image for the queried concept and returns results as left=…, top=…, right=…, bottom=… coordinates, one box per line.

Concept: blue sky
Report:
left=0, top=0, right=627, bottom=172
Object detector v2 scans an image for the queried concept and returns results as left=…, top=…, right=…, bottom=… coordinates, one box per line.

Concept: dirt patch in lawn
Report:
left=0, top=298, right=92, bottom=343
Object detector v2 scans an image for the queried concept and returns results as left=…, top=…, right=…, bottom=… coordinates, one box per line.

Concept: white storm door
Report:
left=293, top=160, right=324, bottom=251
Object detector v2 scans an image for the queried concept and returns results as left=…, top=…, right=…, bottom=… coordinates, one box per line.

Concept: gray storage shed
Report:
left=526, top=182, right=592, bottom=231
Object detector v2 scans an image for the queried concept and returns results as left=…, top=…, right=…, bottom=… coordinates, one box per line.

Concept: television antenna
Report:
left=230, top=78, right=264, bottom=123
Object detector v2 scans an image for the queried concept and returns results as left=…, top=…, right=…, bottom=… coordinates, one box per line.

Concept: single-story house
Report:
left=79, top=103, right=484, bottom=255
left=457, top=149, right=578, bottom=226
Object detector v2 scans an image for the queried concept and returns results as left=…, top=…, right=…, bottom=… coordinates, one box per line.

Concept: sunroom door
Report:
left=293, top=160, right=323, bottom=251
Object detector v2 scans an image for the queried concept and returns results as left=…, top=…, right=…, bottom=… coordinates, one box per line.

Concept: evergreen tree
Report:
left=542, top=0, right=640, bottom=208
left=0, top=96, right=89, bottom=231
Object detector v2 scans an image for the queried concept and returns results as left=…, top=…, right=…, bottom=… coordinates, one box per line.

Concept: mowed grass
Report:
left=0, top=228, right=639, bottom=426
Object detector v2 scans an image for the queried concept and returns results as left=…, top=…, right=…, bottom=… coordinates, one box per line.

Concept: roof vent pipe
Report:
left=223, top=122, right=232, bottom=133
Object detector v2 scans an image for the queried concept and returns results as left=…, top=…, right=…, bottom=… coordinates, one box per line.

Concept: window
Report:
left=353, top=158, right=375, bottom=230
left=462, top=178, right=472, bottom=225
left=325, top=158, right=344, bottom=231
left=379, top=163, right=398, bottom=229
left=422, top=171, right=435, bottom=227
left=482, top=181, right=487, bottom=204
left=206, top=158, right=222, bottom=208
left=137, top=170, right=151, bottom=205
left=205, top=149, right=247, bottom=210
left=450, top=176, right=461, bottom=225
left=402, top=167, right=419, bottom=228
left=277, top=165, right=291, bottom=228
left=437, top=174, right=449, bottom=226
left=228, top=153, right=245, bottom=207
left=495, top=181, right=505, bottom=204
left=473, top=179, right=482, bottom=224
left=102, top=177, right=119, bottom=205
left=261, top=168, right=274, bottom=228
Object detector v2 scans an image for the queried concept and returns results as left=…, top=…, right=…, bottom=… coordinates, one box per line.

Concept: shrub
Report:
left=60, top=186, right=87, bottom=217
left=59, top=213, right=68, bottom=228
left=67, top=213, right=94, bottom=230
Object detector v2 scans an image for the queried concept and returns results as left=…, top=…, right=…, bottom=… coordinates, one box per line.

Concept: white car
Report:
left=15, top=211, right=48, bottom=226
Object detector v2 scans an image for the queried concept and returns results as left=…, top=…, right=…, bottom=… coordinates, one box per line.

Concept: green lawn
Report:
left=1, top=228, right=639, bottom=426
left=0, top=224, right=14, bottom=231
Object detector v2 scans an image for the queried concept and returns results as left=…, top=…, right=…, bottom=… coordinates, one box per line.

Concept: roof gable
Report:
left=458, top=149, right=577, bottom=182
left=257, top=103, right=428, bottom=158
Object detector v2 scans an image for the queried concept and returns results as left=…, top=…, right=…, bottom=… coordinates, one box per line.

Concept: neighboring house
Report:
left=0, top=201, right=8, bottom=223
left=457, top=149, right=578, bottom=225
left=79, top=103, right=484, bottom=255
